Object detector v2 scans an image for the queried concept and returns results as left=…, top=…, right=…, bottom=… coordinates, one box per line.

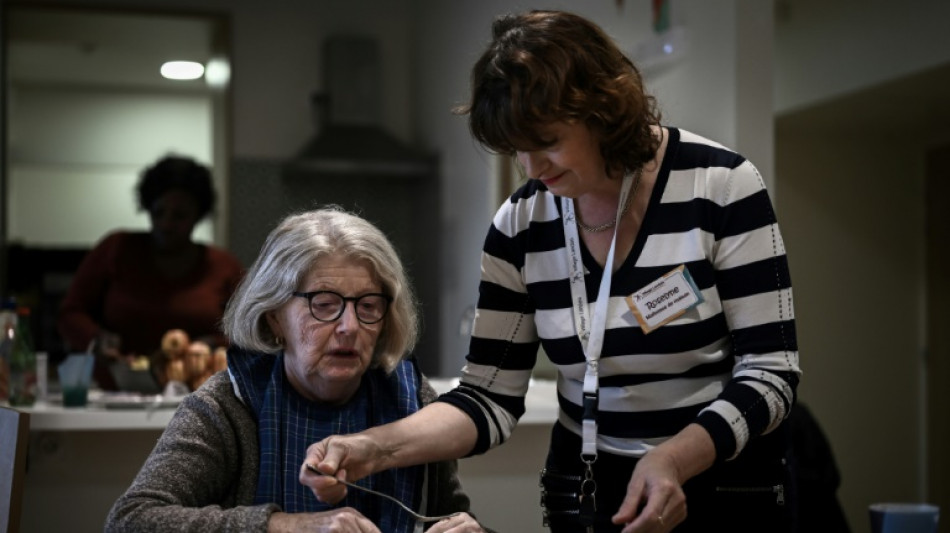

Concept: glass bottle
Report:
left=8, top=306, right=37, bottom=407
left=0, top=297, right=17, bottom=403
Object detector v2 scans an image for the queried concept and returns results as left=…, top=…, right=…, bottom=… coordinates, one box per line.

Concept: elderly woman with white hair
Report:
left=106, top=207, right=489, bottom=533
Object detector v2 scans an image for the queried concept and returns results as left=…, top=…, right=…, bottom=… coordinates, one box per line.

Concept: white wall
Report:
left=773, top=1, right=950, bottom=530
left=5, top=0, right=418, bottom=250
left=777, top=130, right=926, bottom=531
left=7, top=87, right=214, bottom=246
left=225, top=0, right=416, bottom=159
left=775, top=0, right=950, bottom=114
left=10, top=0, right=417, bottom=159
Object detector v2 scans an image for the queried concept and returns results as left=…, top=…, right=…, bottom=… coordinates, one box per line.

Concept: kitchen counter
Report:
left=16, top=379, right=560, bottom=533
left=17, top=399, right=178, bottom=431
left=18, top=378, right=560, bottom=432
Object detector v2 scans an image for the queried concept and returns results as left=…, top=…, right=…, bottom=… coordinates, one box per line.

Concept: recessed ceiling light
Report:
left=160, top=60, right=205, bottom=80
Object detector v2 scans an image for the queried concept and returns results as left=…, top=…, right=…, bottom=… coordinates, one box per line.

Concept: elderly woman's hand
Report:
left=425, top=512, right=487, bottom=533
left=267, top=509, right=381, bottom=533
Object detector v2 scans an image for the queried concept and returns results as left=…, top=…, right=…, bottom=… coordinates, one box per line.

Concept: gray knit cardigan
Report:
left=105, top=371, right=477, bottom=532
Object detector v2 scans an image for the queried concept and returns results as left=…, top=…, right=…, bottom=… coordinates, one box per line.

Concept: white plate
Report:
left=88, top=391, right=186, bottom=410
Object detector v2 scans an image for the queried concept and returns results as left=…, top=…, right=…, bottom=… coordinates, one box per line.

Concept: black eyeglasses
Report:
left=291, top=290, right=392, bottom=324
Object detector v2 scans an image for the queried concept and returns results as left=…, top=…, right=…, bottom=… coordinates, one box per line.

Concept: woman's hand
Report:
left=611, top=448, right=687, bottom=532
left=267, top=508, right=381, bottom=533
left=611, top=423, right=715, bottom=532
left=299, top=434, right=388, bottom=505
left=426, top=512, right=486, bottom=533
left=92, top=330, right=123, bottom=360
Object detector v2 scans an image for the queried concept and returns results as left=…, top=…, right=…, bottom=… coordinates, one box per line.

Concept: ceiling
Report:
left=6, top=6, right=225, bottom=91
left=8, top=4, right=946, bottom=137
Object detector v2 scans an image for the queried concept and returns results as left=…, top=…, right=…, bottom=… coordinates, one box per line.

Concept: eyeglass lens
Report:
left=309, top=291, right=388, bottom=324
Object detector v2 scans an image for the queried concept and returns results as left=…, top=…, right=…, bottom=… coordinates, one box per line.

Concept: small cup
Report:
left=61, top=385, right=89, bottom=407
left=58, top=353, right=95, bottom=408
left=869, top=503, right=939, bottom=533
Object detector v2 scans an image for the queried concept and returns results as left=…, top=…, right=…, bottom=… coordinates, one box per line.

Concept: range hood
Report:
left=286, top=35, right=433, bottom=176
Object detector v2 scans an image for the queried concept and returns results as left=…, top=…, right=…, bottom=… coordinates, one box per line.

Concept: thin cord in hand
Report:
left=305, top=463, right=461, bottom=523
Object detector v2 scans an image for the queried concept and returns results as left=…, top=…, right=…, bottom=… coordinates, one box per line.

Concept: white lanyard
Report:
left=562, top=173, right=634, bottom=458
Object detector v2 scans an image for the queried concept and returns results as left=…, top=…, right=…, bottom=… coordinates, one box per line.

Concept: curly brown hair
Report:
left=455, top=10, right=662, bottom=177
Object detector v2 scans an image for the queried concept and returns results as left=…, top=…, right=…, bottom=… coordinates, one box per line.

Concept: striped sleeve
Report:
left=678, top=134, right=799, bottom=460
left=437, top=185, right=548, bottom=455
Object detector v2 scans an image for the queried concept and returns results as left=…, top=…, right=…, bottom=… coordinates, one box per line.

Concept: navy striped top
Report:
left=438, top=127, right=800, bottom=462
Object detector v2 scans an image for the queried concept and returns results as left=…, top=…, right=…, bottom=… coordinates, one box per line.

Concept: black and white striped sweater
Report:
left=439, top=127, right=800, bottom=462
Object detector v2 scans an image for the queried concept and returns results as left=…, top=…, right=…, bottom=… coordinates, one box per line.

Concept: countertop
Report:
left=15, top=378, right=560, bottom=431
left=14, top=393, right=181, bottom=431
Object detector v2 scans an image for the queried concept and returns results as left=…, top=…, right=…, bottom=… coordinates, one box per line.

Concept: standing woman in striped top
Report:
left=304, top=9, right=800, bottom=533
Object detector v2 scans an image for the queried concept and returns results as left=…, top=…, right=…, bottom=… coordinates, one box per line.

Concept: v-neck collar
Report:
left=570, top=127, right=679, bottom=280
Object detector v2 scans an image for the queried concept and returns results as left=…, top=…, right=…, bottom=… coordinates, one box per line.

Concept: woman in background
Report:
left=105, top=207, right=488, bottom=533
left=305, top=10, right=800, bottom=533
left=57, top=155, right=243, bottom=389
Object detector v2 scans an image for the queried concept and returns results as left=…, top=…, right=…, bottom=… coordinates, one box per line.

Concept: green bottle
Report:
left=0, top=298, right=18, bottom=403
left=8, top=306, right=37, bottom=407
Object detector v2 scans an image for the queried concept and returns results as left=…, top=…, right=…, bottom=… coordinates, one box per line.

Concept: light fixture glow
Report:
left=631, top=26, right=690, bottom=76
left=160, top=60, right=205, bottom=80
left=204, top=58, right=231, bottom=88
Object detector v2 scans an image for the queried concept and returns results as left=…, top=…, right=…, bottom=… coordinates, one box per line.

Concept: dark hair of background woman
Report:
left=136, top=155, right=216, bottom=219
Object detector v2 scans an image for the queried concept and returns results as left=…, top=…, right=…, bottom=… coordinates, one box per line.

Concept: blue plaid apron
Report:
left=228, top=348, right=422, bottom=532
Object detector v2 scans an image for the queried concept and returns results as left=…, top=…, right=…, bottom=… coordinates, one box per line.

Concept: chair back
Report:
left=0, top=406, right=30, bottom=533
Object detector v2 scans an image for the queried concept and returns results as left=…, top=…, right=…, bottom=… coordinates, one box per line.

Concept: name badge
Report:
left=626, top=265, right=703, bottom=333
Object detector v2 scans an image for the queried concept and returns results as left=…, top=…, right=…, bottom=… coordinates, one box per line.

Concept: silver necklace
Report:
left=575, top=168, right=643, bottom=233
